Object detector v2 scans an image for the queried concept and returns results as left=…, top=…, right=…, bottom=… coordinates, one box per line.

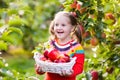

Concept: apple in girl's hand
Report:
left=48, top=49, right=60, bottom=61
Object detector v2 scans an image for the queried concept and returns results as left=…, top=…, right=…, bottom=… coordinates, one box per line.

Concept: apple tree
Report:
left=63, top=0, right=120, bottom=80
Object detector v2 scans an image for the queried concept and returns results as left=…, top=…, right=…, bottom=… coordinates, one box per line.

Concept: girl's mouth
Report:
left=57, top=31, right=64, bottom=34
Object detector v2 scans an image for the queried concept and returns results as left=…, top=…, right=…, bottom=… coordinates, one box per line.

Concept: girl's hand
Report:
left=35, top=64, right=45, bottom=74
left=60, top=69, right=73, bottom=76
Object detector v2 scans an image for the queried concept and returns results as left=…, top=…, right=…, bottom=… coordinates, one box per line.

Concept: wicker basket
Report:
left=34, top=52, right=76, bottom=74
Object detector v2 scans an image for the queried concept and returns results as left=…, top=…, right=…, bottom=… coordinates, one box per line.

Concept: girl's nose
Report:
left=57, top=25, right=62, bottom=29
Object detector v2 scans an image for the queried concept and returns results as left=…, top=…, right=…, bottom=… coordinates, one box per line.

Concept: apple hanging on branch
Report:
left=106, top=66, right=114, bottom=74
left=90, top=37, right=99, bottom=46
left=105, top=13, right=116, bottom=25
left=70, top=0, right=77, bottom=9
left=90, top=70, right=99, bottom=80
left=101, top=32, right=106, bottom=39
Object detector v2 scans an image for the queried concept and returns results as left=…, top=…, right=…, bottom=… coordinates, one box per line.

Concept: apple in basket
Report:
left=43, top=49, right=70, bottom=62
left=47, top=49, right=60, bottom=61
left=39, top=55, right=47, bottom=61
left=54, top=54, right=70, bottom=63
left=43, top=50, right=49, bottom=58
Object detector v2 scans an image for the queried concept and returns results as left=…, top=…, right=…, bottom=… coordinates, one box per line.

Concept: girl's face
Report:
left=54, top=14, right=73, bottom=41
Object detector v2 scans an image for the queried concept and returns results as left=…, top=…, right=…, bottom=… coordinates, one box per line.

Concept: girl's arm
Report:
left=71, top=53, right=84, bottom=76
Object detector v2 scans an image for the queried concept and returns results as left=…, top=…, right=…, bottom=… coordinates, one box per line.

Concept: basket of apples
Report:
left=34, top=49, right=76, bottom=74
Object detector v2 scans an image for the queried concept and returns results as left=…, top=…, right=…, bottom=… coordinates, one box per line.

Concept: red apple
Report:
left=43, top=50, right=49, bottom=58
left=39, top=55, right=47, bottom=61
left=54, top=58, right=60, bottom=63
left=48, top=49, right=60, bottom=61
left=83, top=31, right=90, bottom=39
left=90, top=37, right=99, bottom=46
left=101, top=32, right=106, bottom=39
left=70, top=1, right=77, bottom=9
left=76, top=4, right=81, bottom=10
left=90, top=70, right=99, bottom=80
left=106, top=67, right=114, bottom=74
left=54, top=54, right=70, bottom=63
left=105, top=13, right=116, bottom=24
left=62, top=54, right=70, bottom=62
left=57, top=58, right=66, bottom=63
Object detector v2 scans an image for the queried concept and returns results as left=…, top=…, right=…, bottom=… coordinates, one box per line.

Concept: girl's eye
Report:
left=55, top=24, right=58, bottom=26
left=62, top=24, right=65, bottom=26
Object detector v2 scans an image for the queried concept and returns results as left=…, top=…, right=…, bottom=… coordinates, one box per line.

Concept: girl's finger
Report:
left=60, top=70, right=66, bottom=76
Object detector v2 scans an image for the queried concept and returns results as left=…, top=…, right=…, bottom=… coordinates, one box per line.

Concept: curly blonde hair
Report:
left=49, top=11, right=82, bottom=43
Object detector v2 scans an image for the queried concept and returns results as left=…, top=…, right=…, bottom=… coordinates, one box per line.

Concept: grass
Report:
left=4, top=55, right=44, bottom=79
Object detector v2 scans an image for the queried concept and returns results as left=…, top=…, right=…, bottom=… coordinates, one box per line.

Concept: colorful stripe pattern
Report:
left=51, top=40, right=84, bottom=57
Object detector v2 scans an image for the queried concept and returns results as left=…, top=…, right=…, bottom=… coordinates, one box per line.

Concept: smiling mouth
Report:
left=58, top=32, right=63, bottom=33
left=57, top=31, right=64, bottom=35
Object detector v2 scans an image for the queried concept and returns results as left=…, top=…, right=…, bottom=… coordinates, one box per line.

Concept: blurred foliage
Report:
left=0, top=55, right=43, bottom=80
left=0, top=0, right=64, bottom=79
left=0, top=0, right=63, bottom=51
left=63, top=0, right=120, bottom=80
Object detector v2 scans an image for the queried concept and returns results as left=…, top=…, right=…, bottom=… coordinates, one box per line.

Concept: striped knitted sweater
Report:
left=38, top=39, right=85, bottom=80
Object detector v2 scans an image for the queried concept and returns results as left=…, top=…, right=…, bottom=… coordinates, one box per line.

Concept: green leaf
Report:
left=8, top=27, right=23, bottom=36
left=104, top=19, right=114, bottom=25
left=103, top=3, right=114, bottom=12
left=0, top=36, right=14, bottom=44
left=0, top=57, right=5, bottom=68
left=0, top=41, right=8, bottom=50
left=7, top=9, right=18, bottom=15
left=8, top=16, right=24, bottom=27
left=0, top=27, right=23, bottom=44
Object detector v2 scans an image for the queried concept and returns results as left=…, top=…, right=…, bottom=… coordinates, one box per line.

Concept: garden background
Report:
left=0, top=0, right=120, bottom=80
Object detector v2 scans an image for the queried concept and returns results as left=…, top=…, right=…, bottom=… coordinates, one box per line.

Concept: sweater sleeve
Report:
left=70, top=45, right=85, bottom=77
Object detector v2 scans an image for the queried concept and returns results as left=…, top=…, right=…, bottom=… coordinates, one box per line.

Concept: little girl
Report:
left=35, top=11, right=85, bottom=80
